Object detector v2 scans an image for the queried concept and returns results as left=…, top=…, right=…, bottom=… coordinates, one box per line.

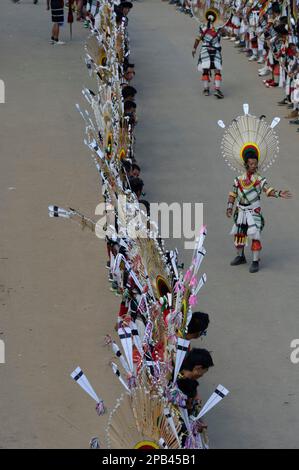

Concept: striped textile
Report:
left=230, top=173, right=268, bottom=244
left=51, top=0, right=64, bottom=25
left=198, top=28, right=222, bottom=70
left=232, top=173, right=267, bottom=205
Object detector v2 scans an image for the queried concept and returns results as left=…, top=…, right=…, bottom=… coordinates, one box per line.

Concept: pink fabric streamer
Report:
left=189, top=294, right=197, bottom=306
left=183, top=269, right=193, bottom=283
left=174, top=281, right=181, bottom=293
left=184, top=420, right=205, bottom=449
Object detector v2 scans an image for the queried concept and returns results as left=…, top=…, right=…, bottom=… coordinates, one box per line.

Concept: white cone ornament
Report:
left=195, top=384, right=229, bottom=420
left=173, top=338, right=190, bottom=382
left=70, top=367, right=105, bottom=416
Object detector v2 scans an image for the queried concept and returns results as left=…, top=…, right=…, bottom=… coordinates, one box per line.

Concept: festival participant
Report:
left=221, top=109, right=293, bottom=273
left=124, top=100, right=137, bottom=115
left=179, top=348, right=214, bottom=380
left=192, top=10, right=224, bottom=98
left=122, top=85, right=137, bottom=102
left=290, top=77, right=299, bottom=129
left=186, top=311, right=210, bottom=340
left=170, top=378, right=208, bottom=446
left=130, top=163, right=141, bottom=178
left=277, top=42, right=298, bottom=110
left=118, top=1, right=133, bottom=17
left=129, top=177, right=144, bottom=200
left=227, top=154, right=292, bottom=272
left=176, top=378, right=202, bottom=414
left=75, top=0, right=86, bottom=21
left=122, top=63, right=136, bottom=84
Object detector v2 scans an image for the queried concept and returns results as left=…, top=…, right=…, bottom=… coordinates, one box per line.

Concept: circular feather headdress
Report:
left=217, top=104, right=280, bottom=172
left=191, top=0, right=229, bottom=26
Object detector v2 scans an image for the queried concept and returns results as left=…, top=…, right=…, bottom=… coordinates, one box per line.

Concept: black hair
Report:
left=132, top=163, right=141, bottom=172
left=129, top=176, right=144, bottom=195
left=177, top=378, right=198, bottom=399
left=122, top=86, right=137, bottom=99
left=187, top=311, right=210, bottom=335
left=124, top=63, right=134, bottom=71
left=206, top=10, right=216, bottom=29
left=181, top=348, right=214, bottom=371
left=120, top=1, right=133, bottom=9
left=124, top=100, right=137, bottom=112
left=244, top=149, right=258, bottom=159
left=122, top=159, right=132, bottom=174
left=243, top=150, right=258, bottom=165
left=274, top=24, right=288, bottom=35
left=271, top=2, right=281, bottom=14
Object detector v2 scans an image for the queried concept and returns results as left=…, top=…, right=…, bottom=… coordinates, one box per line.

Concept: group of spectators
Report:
left=165, top=1, right=299, bottom=130
left=224, top=1, right=299, bottom=130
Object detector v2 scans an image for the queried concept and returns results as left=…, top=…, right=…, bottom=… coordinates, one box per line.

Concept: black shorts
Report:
left=51, top=0, right=64, bottom=25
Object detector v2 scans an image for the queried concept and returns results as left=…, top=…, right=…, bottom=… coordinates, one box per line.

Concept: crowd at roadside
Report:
left=62, top=0, right=221, bottom=448
left=165, top=0, right=299, bottom=130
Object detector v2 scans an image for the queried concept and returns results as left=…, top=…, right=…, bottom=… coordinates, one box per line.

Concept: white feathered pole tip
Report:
left=195, top=384, right=229, bottom=420
left=270, top=117, right=280, bottom=129
left=70, top=366, right=106, bottom=416
left=48, top=205, right=70, bottom=219
left=217, top=120, right=225, bottom=129
left=243, top=103, right=249, bottom=115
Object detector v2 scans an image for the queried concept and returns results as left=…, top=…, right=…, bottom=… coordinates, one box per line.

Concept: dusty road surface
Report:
left=1, top=0, right=299, bottom=449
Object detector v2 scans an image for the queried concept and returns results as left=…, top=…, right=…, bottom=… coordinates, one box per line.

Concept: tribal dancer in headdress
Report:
left=192, top=8, right=224, bottom=98
left=218, top=104, right=292, bottom=273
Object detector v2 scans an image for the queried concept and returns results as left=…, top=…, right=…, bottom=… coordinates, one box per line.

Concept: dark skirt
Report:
left=51, top=0, right=64, bottom=25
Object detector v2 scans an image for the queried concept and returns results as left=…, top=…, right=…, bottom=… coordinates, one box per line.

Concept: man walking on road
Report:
left=192, top=10, right=224, bottom=99
left=47, top=0, right=65, bottom=45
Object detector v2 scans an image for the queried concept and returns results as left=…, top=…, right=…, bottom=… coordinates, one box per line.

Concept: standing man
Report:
left=227, top=152, right=291, bottom=272
left=192, top=10, right=224, bottom=98
left=219, top=106, right=292, bottom=273
left=47, top=0, right=65, bottom=45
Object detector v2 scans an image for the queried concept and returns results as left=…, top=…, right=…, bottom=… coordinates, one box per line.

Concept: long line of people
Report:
left=103, top=2, right=215, bottom=440
left=107, top=1, right=213, bottom=430
left=45, top=0, right=232, bottom=448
